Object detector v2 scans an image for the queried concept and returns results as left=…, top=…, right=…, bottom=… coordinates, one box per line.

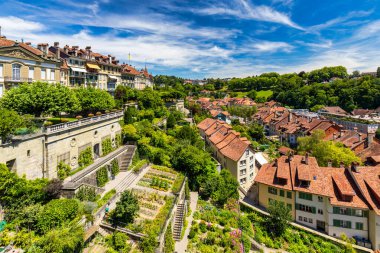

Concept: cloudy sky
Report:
left=0, top=0, right=379, bottom=78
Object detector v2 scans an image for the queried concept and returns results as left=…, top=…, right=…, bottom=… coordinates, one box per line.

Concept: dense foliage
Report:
left=96, top=166, right=109, bottom=187
left=78, top=147, right=93, bottom=168
left=75, top=186, right=97, bottom=202
left=106, top=232, right=132, bottom=253
left=164, top=223, right=175, bottom=253
left=297, top=130, right=361, bottom=167
left=57, top=161, right=71, bottom=180
left=102, top=137, right=113, bottom=156
left=0, top=108, right=25, bottom=141
left=74, top=86, right=115, bottom=113
left=266, top=201, right=292, bottom=236
left=110, top=190, right=139, bottom=225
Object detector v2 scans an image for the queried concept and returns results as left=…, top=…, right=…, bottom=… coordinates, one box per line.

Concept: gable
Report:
left=0, top=46, right=43, bottom=62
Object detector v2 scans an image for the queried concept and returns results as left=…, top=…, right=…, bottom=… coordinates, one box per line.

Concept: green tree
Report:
left=110, top=190, right=139, bottom=225
left=247, top=90, right=257, bottom=100
left=74, top=87, right=115, bottom=113
left=106, top=232, right=131, bottom=253
left=377, top=67, right=380, bottom=78
left=124, top=106, right=136, bottom=124
left=166, top=113, right=176, bottom=129
left=266, top=201, right=292, bottom=236
left=0, top=108, right=24, bottom=141
left=122, top=124, right=139, bottom=141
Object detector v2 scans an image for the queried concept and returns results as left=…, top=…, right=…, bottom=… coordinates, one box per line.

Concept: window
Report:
left=299, top=216, right=302, bottom=221
left=356, top=222, right=364, bottom=230
left=308, top=218, right=313, bottom=224
left=27, top=150, right=31, bottom=157
left=296, top=203, right=316, bottom=213
left=333, top=219, right=351, bottom=229
left=250, top=156, right=254, bottom=161
left=287, top=191, right=292, bottom=199
left=318, top=196, right=323, bottom=202
left=0, top=64, right=3, bottom=77
left=12, top=63, right=21, bottom=80
left=50, top=69, right=55, bottom=80
left=28, top=67, right=34, bottom=79
left=280, top=190, right=284, bottom=197
left=299, top=192, right=313, bottom=201
left=246, top=150, right=249, bottom=157
left=250, top=164, right=254, bottom=170
left=239, top=178, right=246, bottom=185
left=240, top=169, right=246, bottom=176
left=303, top=217, right=307, bottom=222
left=41, top=68, right=46, bottom=79
left=249, top=173, right=253, bottom=179
left=332, top=207, right=366, bottom=217
left=240, top=160, right=246, bottom=166
left=318, top=209, right=323, bottom=215
left=0, top=84, right=3, bottom=97
left=268, top=187, right=277, bottom=195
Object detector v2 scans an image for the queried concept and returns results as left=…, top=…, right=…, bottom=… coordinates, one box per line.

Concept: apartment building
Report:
left=255, top=154, right=379, bottom=249
left=197, top=118, right=256, bottom=189
left=0, top=37, right=61, bottom=97
left=121, top=64, right=154, bottom=90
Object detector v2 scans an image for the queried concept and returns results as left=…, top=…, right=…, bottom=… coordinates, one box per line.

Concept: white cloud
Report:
left=251, top=41, right=294, bottom=53
left=0, top=16, right=44, bottom=38
left=354, top=19, right=380, bottom=39
left=195, top=0, right=303, bottom=30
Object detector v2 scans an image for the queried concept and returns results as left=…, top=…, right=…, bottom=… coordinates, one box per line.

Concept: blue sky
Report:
left=0, top=0, right=380, bottom=78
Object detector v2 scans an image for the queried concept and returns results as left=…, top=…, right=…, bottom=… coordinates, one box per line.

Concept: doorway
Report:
left=94, top=143, right=100, bottom=159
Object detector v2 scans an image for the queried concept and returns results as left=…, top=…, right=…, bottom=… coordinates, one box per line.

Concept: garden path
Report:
left=101, top=171, right=130, bottom=197
left=175, top=191, right=198, bottom=253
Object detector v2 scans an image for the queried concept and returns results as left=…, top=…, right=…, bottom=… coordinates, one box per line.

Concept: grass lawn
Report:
left=256, top=90, right=273, bottom=99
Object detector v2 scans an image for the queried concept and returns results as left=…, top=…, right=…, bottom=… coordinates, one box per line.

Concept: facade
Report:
left=0, top=37, right=61, bottom=97
left=255, top=154, right=380, bottom=249
left=197, top=118, right=256, bottom=189
left=121, top=64, right=154, bottom=90
left=0, top=111, right=123, bottom=179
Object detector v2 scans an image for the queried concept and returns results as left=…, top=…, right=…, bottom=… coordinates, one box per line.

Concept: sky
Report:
left=0, top=0, right=380, bottom=78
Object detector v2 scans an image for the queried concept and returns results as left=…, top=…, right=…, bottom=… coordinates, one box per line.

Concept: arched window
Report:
left=12, top=64, right=21, bottom=81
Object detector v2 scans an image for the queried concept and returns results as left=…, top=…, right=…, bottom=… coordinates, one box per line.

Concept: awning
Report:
left=86, top=63, right=100, bottom=70
left=108, top=75, right=118, bottom=80
left=70, top=67, right=87, bottom=73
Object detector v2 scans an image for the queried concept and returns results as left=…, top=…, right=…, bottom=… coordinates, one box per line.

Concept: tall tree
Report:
left=166, top=113, right=176, bottom=129
left=74, top=87, right=115, bottom=113
left=110, top=190, right=139, bottom=225
left=266, top=201, right=292, bottom=236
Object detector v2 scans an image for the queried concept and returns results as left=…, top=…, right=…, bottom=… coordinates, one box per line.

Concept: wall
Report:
left=369, top=211, right=380, bottom=250
left=295, top=193, right=327, bottom=230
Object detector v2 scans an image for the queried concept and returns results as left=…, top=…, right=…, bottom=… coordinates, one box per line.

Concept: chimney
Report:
left=367, top=129, right=375, bottom=146
left=288, top=152, right=293, bottom=162
left=327, top=160, right=332, bottom=167
left=351, top=162, right=359, bottom=173
left=308, top=117, right=312, bottom=123
left=305, top=153, right=309, bottom=165
left=54, top=42, right=59, bottom=48
left=64, top=45, right=69, bottom=54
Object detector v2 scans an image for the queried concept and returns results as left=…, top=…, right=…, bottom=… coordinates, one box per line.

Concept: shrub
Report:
left=78, top=147, right=93, bottom=168
left=76, top=115, right=83, bottom=120
left=57, top=161, right=71, bottom=180
left=75, top=186, right=97, bottom=202
left=102, top=138, right=113, bottom=156
left=111, top=159, right=120, bottom=176
left=96, top=112, right=102, bottom=116
left=115, top=133, right=122, bottom=147
left=44, top=121, right=53, bottom=126
left=88, top=113, right=94, bottom=117
left=97, top=189, right=117, bottom=208
left=96, top=166, right=109, bottom=187
left=60, top=118, right=69, bottom=123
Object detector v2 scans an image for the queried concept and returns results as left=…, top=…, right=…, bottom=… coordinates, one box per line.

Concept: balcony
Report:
left=4, top=76, right=32, bottom=83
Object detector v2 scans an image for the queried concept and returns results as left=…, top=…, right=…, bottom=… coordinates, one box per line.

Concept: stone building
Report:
left=0, top=111, right=123, bottom=179
left=0, top=36, right=61, bottom=97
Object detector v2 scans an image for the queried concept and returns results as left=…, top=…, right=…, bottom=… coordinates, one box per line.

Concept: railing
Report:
left=45, top=111, right=123, bottom=133
left=4, top=76, right=32, bottom=82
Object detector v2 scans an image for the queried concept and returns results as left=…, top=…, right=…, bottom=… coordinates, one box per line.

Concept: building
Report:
left=0, top=111, right=123, bottom=179
left=0, top=37, right=61, bottom=97
left=121, top=65, right=153, bottom=90
left=254, top=154, right=380, bottom=249
left=197, top=118, right=256, bottom=189
left=209, top=110, right=231, bottom=124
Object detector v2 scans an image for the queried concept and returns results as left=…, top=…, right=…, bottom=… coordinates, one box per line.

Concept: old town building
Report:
left=121, top=64, right=154, bottom=90
left=0, top=37, right=61, bottom=97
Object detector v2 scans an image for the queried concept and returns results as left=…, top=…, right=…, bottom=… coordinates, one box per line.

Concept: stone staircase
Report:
left=119, top=146, right=136, bottom=171
left=97, top=226, right=109, bottom=237
left=173, top=201, right=186, bottom=241
left=115, top=172, right=138, bottom=193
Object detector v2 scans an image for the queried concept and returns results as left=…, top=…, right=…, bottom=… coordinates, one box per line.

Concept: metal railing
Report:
left=45, top=111, right=123, bottom=133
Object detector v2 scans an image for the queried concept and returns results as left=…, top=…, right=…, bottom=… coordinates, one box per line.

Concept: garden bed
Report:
left=136, top=166, right=184, bottom=193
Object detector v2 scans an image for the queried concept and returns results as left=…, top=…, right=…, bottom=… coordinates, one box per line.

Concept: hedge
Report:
left=111, top=159, right=120, bottom=176
left=78, top=147, right=93, bottom=168
left=57, top=161, right=71, bottom=180
left=75, top=186, right=97, bottom=202
left=96, top=166, right=109, bottom=187
left=102, top=138, right=113, bottom=156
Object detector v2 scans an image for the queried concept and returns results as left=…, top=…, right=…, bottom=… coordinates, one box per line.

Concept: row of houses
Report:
left=255, top=154, right=380, bottom=250
left=197, top=118, right=266, bottom=190
left=253, top=104, right=380, bottom=166
left=0, top=35, right=153, bottom=97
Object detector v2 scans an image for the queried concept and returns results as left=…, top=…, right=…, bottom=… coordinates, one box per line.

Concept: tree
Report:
left=74, top=87, right=115, bottom=113
left=377, top=67, right=380, bottom=78
left=122, top=124, right=139, bottom=141
left=166, top=113, right=176, bottom=129
left=124, top=106, right=136, bottom=124
left=106, top=232, right=131, bottom=253
left=0, top=108, right=24, bottom=141
left=266, top=201, right=292, bottom=236
left=247, top=90, right=257, bottom=100
left=110, top=190, right=139, bottom=225
left=352, top=70, right=360, bottom=78
left=43, top=179, right=62, bottom=200
left=1, top=82, right=80, bottom=116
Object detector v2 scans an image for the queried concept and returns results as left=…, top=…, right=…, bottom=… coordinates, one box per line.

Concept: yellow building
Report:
left=0, top=37, right=61, bottom=97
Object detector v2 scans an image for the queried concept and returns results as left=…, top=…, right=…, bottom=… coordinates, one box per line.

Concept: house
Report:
left=197, top=118, right=256, bottom=189
left=254, top=154, right=375, bottom=249
left=0, top=37, right=61, bottom=97
left=121, top=65, right=153, bottom=90
left=318, top=106, right=349, bottom=116
left=210, top=110, right=231, bottom=124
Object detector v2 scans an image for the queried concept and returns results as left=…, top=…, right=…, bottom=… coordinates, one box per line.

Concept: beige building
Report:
left=121, top=64, right=154, bottom=90
left=255, top=155, right=378, bottom=250
left=0, top=111, right=123, bottom=179
left=197, top=118, right=256, bottom=190
left=0, top=37, right=61, bottom=97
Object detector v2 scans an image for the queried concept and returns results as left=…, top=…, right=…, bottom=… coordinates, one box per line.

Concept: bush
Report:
left=102, top=138, right=113, bottom=156
left=37, top=199, right=80, bottom=234
left=44, top=121, right=53, bottom=126
left=75, top=186, right=97, bottom=202
left=57, top=161, right=71, bottom=180
left=111, top=159, right=120, bottom=176
left=97, top=189, right=117, bottom=208
left=96, top=166, right=109, bottom=187
left=96, top=112, right=102, bottom=116
left=78, top=147, right=93, bottom=168
left=76, top=115, right=83, bottom=120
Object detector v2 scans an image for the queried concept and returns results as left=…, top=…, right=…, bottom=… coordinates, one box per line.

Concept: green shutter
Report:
left=280, top=190, right=284, bottom=197
left=333, top=207, right=340, bottom=214
left=295, top=203, right=300, bottom=210
left=312, top=207, right=316, bottom=214
left=333, top=219, right=340, bottom=227
left=287, top=204, right=292, bottom=210
left=347, top=221, right=352, bottom=229
left=347, top=208, right=352, bottom=216
left=356, top=222, right=363, bottom=230
left=308, top=194, right=313, bottom=201
left=287, top=191, right=292, bottom=199
left=363, top=210, right=368, bottom=218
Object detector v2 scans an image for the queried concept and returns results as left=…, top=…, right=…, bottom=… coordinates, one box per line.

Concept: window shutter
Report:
left=347, top=208, right=352, bottom=216
left=363, top=210, right=368, bottom=218
left=333, top=219, right=340, bottom=227
left=295, top=203, right=300, bottom=210
left=312, top=207, right=316, bottom=214
left=347, top=221, right=352, bottom=229
left=333, top=207, right=339, bottom=214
